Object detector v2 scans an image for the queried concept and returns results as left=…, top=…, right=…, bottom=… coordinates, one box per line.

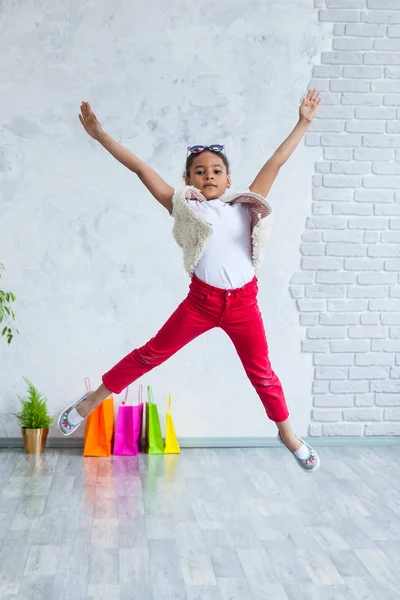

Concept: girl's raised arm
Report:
left=249, top=89, right=322, bottom=198
left=79, top=102, right=174, bottom=213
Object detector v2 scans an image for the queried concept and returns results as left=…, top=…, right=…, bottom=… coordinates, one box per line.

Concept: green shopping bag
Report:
left=144, top=386, right=164, bottom=454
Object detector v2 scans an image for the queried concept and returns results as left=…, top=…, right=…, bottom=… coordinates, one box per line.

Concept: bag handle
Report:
left=147, top=385, right=153, bottom=404
left=122, top=386, right=129, bottom=405
left=122, top=385, right=143, bottom=406
left=85, top=377, right=91, bottom=392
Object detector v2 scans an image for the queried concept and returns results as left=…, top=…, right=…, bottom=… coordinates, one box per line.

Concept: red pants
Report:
left=102, top=275, right=289, bottom=422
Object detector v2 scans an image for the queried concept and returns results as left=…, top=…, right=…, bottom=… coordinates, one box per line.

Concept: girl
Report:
left=59, top=89, right=322, bottom=473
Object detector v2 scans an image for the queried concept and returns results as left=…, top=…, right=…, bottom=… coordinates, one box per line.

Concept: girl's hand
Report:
left=299, top=88, right=322, bottom=123
left=78, top=101, right=104, bottom=140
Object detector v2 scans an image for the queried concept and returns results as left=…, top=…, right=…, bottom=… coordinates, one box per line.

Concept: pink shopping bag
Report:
left=113, top=385, right=144, bottom=456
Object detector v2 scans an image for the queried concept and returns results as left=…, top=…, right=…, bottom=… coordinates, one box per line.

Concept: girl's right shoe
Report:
left=277, top=433, right=320, bottom=473
left=58, top=392, right=92, bottom=436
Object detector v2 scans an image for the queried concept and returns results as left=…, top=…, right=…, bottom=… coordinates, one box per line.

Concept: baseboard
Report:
left=177, top=436, right=400, bottom=447
left=1, top=436, right=400, bottom=449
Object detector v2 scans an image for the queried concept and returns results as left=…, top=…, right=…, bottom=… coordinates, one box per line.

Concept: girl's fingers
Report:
left=303, top=89, right=321, bottom=108
left=86, top=103, right=95, bottom=120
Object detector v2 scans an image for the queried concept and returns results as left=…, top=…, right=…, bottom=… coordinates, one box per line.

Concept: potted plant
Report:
left=0, top=262, right=17, bottom=344
left=14, top=379, right=53, bottom=454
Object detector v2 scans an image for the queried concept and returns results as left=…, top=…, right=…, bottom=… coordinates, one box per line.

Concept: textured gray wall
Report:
left=1, top=0, right=332, bottom=439
left=295, top=0, right=400, bottom=437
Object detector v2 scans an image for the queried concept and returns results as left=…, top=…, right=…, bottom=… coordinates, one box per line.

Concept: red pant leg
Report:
left=221, top=295, right=289, bottom=423
left=102, top=295, right=215, bottom=394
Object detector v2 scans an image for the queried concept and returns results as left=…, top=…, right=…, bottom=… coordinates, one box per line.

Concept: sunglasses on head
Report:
left=187, top=144, right=225, bottom=157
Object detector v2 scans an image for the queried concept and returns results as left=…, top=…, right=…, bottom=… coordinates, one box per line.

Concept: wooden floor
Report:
left=0, top=446, right=400, bottom=599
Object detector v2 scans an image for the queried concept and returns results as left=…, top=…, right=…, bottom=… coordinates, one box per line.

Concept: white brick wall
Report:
left=295, top=0, right=400, bottom=436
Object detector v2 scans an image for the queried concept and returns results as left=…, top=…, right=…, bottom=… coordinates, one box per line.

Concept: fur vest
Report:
left=172, top=186, right=273, bottom=277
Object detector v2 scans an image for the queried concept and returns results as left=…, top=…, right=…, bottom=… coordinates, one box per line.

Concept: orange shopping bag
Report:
left=83, top=378, right=114, bottom=457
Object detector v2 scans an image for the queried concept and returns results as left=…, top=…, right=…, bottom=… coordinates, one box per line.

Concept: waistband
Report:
left=190, top=274, right=258, bottom=297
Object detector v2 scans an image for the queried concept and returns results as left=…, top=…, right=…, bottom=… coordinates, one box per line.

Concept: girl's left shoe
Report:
left=58, top=392, right=92, bottom=436
left=277, top=433, right=320, bottom=473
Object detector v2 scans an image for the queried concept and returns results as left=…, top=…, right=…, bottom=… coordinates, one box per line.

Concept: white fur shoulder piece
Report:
left=171, top=187, right=273, bottom=276
left=251, top=216, right=273, bottom=273
left=224, top=191, right=273, bottom=273
left=172, top=188, right=212, bottom=276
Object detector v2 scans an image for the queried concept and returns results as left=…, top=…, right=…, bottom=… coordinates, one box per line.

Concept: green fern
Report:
left=0, top=262, right=18, bottom=344
left=14, top=378, right=53, bottom=429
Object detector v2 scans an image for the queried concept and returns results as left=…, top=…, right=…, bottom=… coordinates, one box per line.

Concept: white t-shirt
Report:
left=185, top=197, right=255, bottom=289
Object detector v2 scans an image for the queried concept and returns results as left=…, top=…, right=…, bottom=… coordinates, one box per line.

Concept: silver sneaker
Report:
left=58, top=392, right=92, bottom=436
left=277, top=433, right=320, bottom=473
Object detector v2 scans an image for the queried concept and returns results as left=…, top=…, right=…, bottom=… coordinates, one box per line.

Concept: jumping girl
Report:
left=58, top=89, right=322, bottom=472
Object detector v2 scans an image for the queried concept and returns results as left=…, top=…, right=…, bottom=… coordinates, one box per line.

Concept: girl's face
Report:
left=186, top=152, right=231, bottom=200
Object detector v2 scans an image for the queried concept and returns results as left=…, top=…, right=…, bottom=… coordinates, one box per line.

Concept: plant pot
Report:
left=21, top=428, right=49, bottom=454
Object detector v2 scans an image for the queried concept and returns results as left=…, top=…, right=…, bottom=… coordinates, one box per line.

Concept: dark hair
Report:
left=184, top=149, right=230, bottom=180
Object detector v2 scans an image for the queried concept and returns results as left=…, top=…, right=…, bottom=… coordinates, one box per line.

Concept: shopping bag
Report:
left=164, top=394, right=180, bottom=454
left=83, top=377, right=114, bottom=457
left=113, top=385, right=144, bottom=456
left=144, top=386, right=164, bottom=455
